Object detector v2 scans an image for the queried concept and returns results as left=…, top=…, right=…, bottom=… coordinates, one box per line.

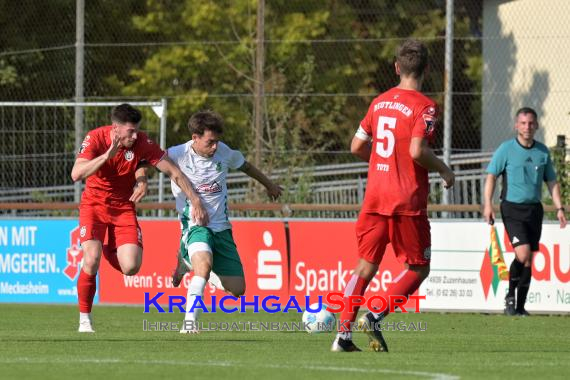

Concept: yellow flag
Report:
left=489, top=226, right=509, bottom=280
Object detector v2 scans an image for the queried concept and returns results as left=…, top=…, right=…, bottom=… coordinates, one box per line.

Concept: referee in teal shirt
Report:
left=484, top=107, right=567, bottom=316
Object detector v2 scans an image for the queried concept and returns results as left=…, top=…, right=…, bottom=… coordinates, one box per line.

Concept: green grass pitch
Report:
left=0, top=304, right=568, bottom=379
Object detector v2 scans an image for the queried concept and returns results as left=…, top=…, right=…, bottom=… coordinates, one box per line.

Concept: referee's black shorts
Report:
left=500, top=200, right=543, bottom=251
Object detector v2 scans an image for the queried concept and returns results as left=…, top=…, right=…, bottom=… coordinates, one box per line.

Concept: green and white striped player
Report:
left=168, top=110, right=282, bottom=333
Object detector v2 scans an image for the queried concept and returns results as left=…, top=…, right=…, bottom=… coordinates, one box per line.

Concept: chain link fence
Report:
left=0, top=0, right=568, bottom=218
left=0, top=102, right=163, bottom=191
left=0, top=1, right=482, bottom=150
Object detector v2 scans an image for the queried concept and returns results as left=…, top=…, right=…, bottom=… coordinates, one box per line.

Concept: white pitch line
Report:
left=1, top=357, right=459, bottom=379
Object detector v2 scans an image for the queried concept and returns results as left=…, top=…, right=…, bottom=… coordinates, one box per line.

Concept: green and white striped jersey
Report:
left=168, top=141, right=245, bottom=232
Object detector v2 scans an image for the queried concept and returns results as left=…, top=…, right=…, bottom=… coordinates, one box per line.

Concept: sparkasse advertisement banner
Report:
left=287, top=220, right=415, bottom=308
left=0, top=219, right=568, bottom=313
left=98, top=220, right=289, bottom=305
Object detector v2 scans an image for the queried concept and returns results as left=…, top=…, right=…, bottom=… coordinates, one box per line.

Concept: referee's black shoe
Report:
left=504, top=296, right=516, bottom=316
left=516, top=308, right=530, bottom=317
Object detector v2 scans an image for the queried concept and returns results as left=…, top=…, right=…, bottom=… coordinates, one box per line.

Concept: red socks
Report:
left=337, top=268, right=426, bottom=337
left=380, top=269, right=424, bottom=317
left=78, top=270, right=97, bottom=313
left=338, top=275, right=370, bottom=332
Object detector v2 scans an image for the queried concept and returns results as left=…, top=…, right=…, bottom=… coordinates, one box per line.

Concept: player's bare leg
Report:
left=218, top=276, right=245, bottom=298
left=172, top=249, right=187, bottom=287
left=77, top=239, right=102, bottom=333
left=116, top=243, right=143, bottom=276
left=181, top=250, right=212, bottom=334
left=101, top=231, right=122, bottom=272
left=172, top=248, right=226, bottom=292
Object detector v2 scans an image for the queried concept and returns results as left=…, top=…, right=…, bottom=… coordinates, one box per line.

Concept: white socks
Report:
left=185, top=276, right=207, bottom=322
left=79, top=312, right=91, bottom=322
left=208, top=271, right=225, bottom=291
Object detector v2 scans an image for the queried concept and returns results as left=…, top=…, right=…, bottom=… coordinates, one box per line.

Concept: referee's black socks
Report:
left=517, top=266, right=532, bottom=311
left=507, top=259, right=524, bottom=298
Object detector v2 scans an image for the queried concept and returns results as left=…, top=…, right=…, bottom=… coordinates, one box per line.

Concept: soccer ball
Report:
left=302, top=303, right=336, bottom=334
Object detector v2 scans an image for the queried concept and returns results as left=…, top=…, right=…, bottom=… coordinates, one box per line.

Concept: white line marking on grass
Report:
left=1, top=357, right=459, bottom=379
left=505, top=361, right=563, bottom=367
left=265, top=363, right=459, bottom=380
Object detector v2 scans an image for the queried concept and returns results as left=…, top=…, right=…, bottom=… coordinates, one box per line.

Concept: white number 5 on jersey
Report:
left=375, top=116, right=396, bottom=158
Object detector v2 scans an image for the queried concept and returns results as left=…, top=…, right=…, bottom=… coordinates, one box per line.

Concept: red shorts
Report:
left=355, top=212, right=431, bottom=266
left=78, top=202, right=143, bottom=251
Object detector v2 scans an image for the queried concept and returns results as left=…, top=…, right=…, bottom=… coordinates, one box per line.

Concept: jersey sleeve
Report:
left=486, top=143, right=508, bottom=176
left=166, top=145, right=184, bottom=199
left=411, top=103, right=438, bottom=143
left=544, top=153, right=557, bottom=182
left=226, top=146, right=246, bottom=170
left=166, top=144, right=183, bottom=163
left=137, top=133, right=166, bottom=166
left=77, top=130, right=103, bottom=160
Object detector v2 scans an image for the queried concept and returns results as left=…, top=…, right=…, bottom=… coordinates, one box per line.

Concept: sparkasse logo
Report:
left=257, top=231, right=283, bottom=290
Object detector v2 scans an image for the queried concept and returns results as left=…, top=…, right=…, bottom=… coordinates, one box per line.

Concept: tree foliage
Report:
left=0, top=1, right=483, bottom=198
left=113, top=1, right=481, bottom=155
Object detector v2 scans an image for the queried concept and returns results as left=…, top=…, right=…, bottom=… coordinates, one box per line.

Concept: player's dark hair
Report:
left=111, top=104, right=142, bottom=124
left=396, top=39, right=429, bottom=78
left=515, top=107, right=538, bottom=120
left=188, top=110, right=224, bottom=136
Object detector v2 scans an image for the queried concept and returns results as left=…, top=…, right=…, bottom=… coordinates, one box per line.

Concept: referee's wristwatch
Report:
left=557, top=207, right=565, bottom=212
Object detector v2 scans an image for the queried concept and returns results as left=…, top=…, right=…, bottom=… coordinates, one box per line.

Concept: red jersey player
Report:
left=331, top=40, right=455, bottom=352
left=71, top=103, right=208, bottom=333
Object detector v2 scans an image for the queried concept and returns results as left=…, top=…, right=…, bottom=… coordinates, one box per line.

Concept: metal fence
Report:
left=1, top=0, right=483, bottom=154
left=1, top=0, right=568, bottom=218
left=0, top=101, right=167, bottom=200
left=2, top=1, right=567, bottom=153
left=0, top=151, right=493, bottom=219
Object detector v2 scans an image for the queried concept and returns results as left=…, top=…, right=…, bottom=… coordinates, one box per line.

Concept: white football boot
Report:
left=78, top=313, right=95, bottom=333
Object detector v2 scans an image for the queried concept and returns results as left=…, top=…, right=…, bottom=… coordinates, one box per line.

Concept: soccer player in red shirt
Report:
left=71, top=103, right=208, bottom=333
left=331, top=39, right=455, bottom=352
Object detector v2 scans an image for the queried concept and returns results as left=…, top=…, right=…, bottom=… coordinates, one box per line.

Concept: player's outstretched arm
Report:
left=238, top=161, right=282, bottom=200
left=155, top=156, right=209, bottom=226
left=483, top=174, right=497, bottom=225
left=409, top=137, right=455, bottom=189
left=71, top=131, right=121, bottom=181
left=547, top=180, right=567, bottom=229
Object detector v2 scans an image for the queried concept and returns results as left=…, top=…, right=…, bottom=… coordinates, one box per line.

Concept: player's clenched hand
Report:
left=191, top=200, right=209, bottom=226
left=266, top=183, right=283, bottom=201
left=130, top=180, right=148, bottom=203
left=483, top=204, right=495, bottom=225
left=106, top=129, right=121, bottom=160
left=440, top=168, right=455, bottom=189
